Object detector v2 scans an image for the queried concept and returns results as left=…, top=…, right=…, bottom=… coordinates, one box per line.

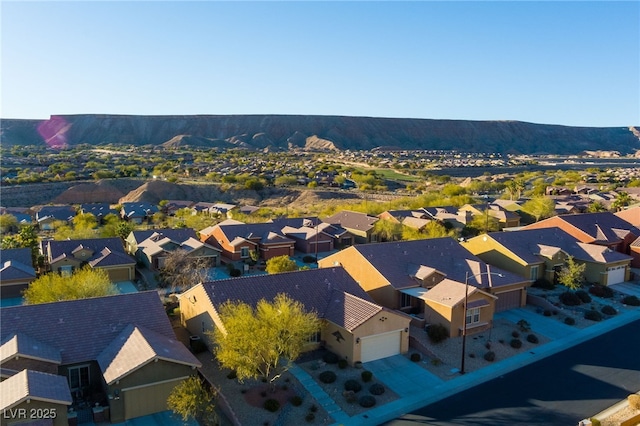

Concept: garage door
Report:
left=360, top=330, right=402, bottom=363
left=607, top=266, right=626, bottom=285
left=123, top=378, right=186, bottom=420
left=107, top=267, right=131, bottom=282
left=495, top=289, right=521, bottom=312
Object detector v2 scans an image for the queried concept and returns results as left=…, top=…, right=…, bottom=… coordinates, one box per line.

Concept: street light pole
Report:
left=461, top=270, right=504, bottom=375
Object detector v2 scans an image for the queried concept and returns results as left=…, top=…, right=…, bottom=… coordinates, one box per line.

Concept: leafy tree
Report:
left=0, top=214, right=19, bottom=234
left=2, top=225, right=40, bottom=264
left=373, top=220, right=403, bottom=242
left=167, top=376, right=217, bottom=426
left=54, top=213, right=98, bottom=240
left=160, top=249, right=211, bottom=292
left=587, top=201, right=608, bottom=213
left=274, top=175, right=298, bottom=187
left=558, top=256, right=586, bottom=291
left=521, top=196, right=556, bottom=222
left=612, top=191, right=632, bottom=211
left=24, top=266, right=117, bottom=304
left=211, top=294, right=320, bottom=387
left=265, top=255, right=298, bottom=274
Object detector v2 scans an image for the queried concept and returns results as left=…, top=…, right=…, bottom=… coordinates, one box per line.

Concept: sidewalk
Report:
left=320, top=305, right=640, bottom=426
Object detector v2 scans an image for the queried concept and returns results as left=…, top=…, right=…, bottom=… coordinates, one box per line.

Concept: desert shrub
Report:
left=358, top=395, right=376, bottom=408
left=485, top=342, right=491, bottom=350
left=589, top=418, right=601, bottom=426
left=369, top=383, right=385, bottom=395
left=343, top=390, right=357, bottom=403
left=305, top=413, right=315, bottom=423
left=584, top=310, right=603, bottom=322
left=601, top=305, right=617, bottom=315
left=543, top=310, right=552, bottom=317
left=622, top=295, right=640, bottom=306
left=227, top=370, right=237, bottom=380
left=560, top=291, right=582, bottom=306
left=302, top=255, right=316, bottom=263
left=526, top=334, right=539, bottom=344
left=484, top=351, right=496, bottom=362
left=628, top=394, right=640, bottom=410
left=589, top=284, right=614, bottom=298
left=511, top=330, right=520, bottom=338
left=322, top=352, right=339, bottom=364
left=344, top=379, right=362, bottom=393
left=510, top=338, right=522, bottom=349
left=290, top=395, right=303, bottom=406
left=410, top=353, right=421, bottom=362
left=319, top=371, right=337, bottom=384
left=427, top=323, right=449, bottom=343
left=229, top=268, right=241, bottom=277
left=361, top=370, right=373, bottom=382
left=564, top=317, right=576, bottom=325
left=575, top=290, right=592, bottom=303
left=263, top=399, right=280, bottom=412
left=430, top=358, right=442, bottom=366
left=337, top=359, right=348, bottom=369
left=309, top=404, right=318, bottom=412
left=517, top=319, right=531, bottom=332
left=532, top=278, right=555, bottom=290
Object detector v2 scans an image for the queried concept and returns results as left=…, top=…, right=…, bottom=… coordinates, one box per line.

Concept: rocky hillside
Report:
left=2, top=114, right=638, bottom=154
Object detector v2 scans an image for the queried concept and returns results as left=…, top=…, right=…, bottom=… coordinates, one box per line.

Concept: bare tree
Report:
left=161, top=249, right=211, bottom=292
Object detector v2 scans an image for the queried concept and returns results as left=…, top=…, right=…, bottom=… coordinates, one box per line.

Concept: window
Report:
left=68, top=365, right=90, bottom=391
left=466, top=308, right=480, bottom=325
left=240, top=247, right=249, bottom=258
left=59, top=265, right=73, bottom=276
left=530, top=265, right=539, bottom=281
left=307, top=331, right=321, bottom=344
left=400, top=293, right=412, bottom=308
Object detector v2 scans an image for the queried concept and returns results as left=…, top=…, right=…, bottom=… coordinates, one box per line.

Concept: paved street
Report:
left=385, top=319, right=640, bottom=426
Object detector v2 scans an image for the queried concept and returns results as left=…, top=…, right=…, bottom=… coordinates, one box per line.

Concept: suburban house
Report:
left=462, top=228, right=632, bottom=286
left=458, top=204, right=521, bottom=229
left=323, top=210, right=379, bottom=244
left=119, top=202, right=159, bottom=224
left=270, top=217, right=335, bottom=254
left=0, top=292, right=201, bottom=424
left=125, top=228, right=198, bottom=256
left=318, top=239, right=528, bottom=334
left=128, top=229, right=221, bottom=270
left=36, top=205, right=76, bottom=231
left=421, top=206, right=473, bottom=229
left=41, top=237, right=136, bottom=282
left=80, top=203, right=117, bottom=223
left=162, top=200, right=194, bottom=216
left=0, top=248, right=36, bottom=299
left=524, top=212, right=640, bottom=267
left=179, top=267, right=412, bottom=364
left=199, top=219, right=296, bottom=261
left=377, top=210, right=432, bottom=230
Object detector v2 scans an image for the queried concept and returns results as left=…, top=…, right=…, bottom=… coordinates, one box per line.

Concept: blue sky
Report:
left=1, top=1, right=638, bottom=127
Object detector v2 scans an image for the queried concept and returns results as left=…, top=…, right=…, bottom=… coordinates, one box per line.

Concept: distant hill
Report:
left=1, top=114, right=638, bottom=154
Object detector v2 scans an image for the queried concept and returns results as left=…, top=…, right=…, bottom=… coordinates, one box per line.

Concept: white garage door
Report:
left=360, top=330, right=402, bottom=363
left=607, top=266, right=626, bottom=285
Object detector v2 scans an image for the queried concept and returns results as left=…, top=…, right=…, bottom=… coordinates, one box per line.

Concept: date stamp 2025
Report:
left=3, top=408, right=57, bottom=420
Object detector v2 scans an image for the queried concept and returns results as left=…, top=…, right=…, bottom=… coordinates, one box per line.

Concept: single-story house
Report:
left=36, top=205, right=76, bottom=231
left=323, top=211, right=379, bottom=244
left=179, top=267, right=412, bottom=365
left=0, top=292, right=201, bottom=424
left=133, top=230, right=221, bottom=270
left=119, top=202, right=158, bottom=224
left=41, top=237, right=136, bottom=282
left=0, top=248, right=36, bottom=299
left=462, top=228, right=632, bottom=286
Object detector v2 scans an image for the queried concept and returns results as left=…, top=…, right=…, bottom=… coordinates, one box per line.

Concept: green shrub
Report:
left=302, top=255, right=316, bottom=263
left=361, top=370, right=373, bottom=382
left=589, top=284, right=614, bottom=298
left=510, top=338, right=522, bottom=349
left=263, top=399, right=280, bottom=412
left=305, top=413, right=315, bottom=423
left=427, top=323, right=449, bottom=343
left=484, top=351, right=496, bottom=362
left=543, top=310, right=552, bottom=317
left=589, top=418, right=601, bottom=426
left=322, top=352, right=339, bottom=364
left=229, top=268, right=241, bottom=277
left=517, top=319, right=531, bottom=332
left=584, top=310, right=603, bottom=321
left=290, top=395, right=303, bottom=406
left=564, top=317, right=576, bottom=325
left=309, top=404, right=318, bottom=412
left=575, top=290, right=592, bottom=303
left=560, top=291, right=582, bottom=306
left=344, top=379, right=362, bottom=393
left=410, top=353, right=421, bottom=362
left=511, top=330, right=520, bottom=338
left=226, top=370, right=237, bottom=380
left=319, top=371, right=337, bottom=384
left=369, top=383, right=385, bottom=395
left=358, top=395, right=376, bottom=408
left=622, top=295, right=640, bottom=306
left=601, top=305, right=617, bottom=315
left=532, top=278, right=555, bottom=290
left=337, top=359, right=348, bottom=369
left=526, top=334, right=539, bottom=344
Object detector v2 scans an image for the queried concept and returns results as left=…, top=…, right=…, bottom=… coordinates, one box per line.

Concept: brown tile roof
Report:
left=324, top=211, right=378, bottom=232
left=201, top=267, right=376, bottom=330
left=526, top=212, right=640, bottom=244
left=0, top=369, right=72, bottom=411
left=422, top=279, right=494, bottom=307
left=97, top=324, right=200, bottom=385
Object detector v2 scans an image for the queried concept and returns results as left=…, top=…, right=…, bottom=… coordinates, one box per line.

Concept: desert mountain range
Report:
left=1, top=114, right=639, bottom=154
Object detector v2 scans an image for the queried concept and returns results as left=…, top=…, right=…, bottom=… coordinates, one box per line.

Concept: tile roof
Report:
left=0, top=292, right=179, bottom=365
left=215, top=222, right=295, bottom=245
left=0, top=369, right=72, bottom=411
left=530, top=212, right=640, bottom=244
left=486, top=228, right=632, bottom=264
left=323, top=211, right=378, bottom=232
left=269, top=217, right=322, bottom=228
left=401, top=216, right=431, bottom=230
left=43, top=237, right=135, bottom=268
left=0, top=333, right=62, bottom=365
left=201, top=267, right=376, bottom=330
left=422, top=279, right=483, bottom=307
left=88, top=247, right=136, bottom=267
left=97, top=324, right=201, bottom=385
left=1, top=248, right=33, bottom=267
left=0, top=260, right=36, bottom=281
left=36, top=205, right=76, bottom=222
left=131, top=228, right=197, bottom=244
left=343, top=238, right=523, bottom=290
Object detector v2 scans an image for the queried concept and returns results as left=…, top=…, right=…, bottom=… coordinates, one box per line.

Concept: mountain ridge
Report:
left=1, top=114, right=638, bottom=155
